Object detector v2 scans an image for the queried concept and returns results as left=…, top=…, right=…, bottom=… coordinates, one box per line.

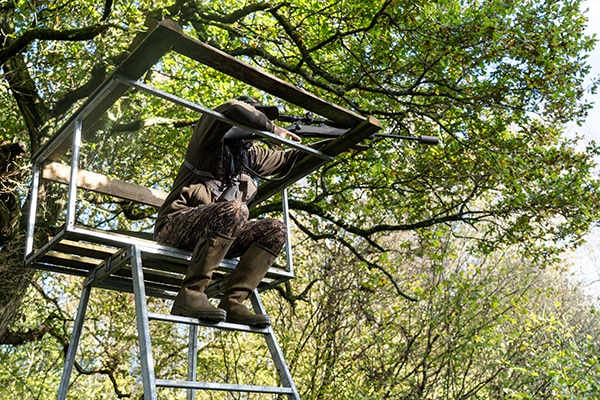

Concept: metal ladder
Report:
left=55, top=244, right=300, bottom=400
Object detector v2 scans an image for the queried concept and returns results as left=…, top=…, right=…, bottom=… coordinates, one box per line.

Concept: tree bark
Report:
left=0, top=141, right=32, bottom=342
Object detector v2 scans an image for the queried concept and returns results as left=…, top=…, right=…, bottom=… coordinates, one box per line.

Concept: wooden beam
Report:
left=42, top=162, right=167, bottom=208
left=171, top=35, right=365, bottom=128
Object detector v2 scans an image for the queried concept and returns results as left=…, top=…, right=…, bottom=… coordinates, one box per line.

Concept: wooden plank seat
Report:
left=27, top=162, right=293, bottom=299
left=30, top=232, right=289, bottom=299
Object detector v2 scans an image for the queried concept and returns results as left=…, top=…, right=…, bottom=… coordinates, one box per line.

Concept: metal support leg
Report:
left=250, top=290, right=300, bottom=400
left=186, top=325, right=198, bottom=400
left=131, top=245, right=158, bottom=400
left=57, top=283, right=92, bottom=400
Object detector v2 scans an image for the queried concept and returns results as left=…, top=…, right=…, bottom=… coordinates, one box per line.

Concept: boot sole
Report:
left=225, top=315, right=271, bottom=328
left=171, top=305, right=227, bottom=322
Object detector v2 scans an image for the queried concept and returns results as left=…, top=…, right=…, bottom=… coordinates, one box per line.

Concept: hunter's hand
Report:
left=274, top=125, right=301, bottom=142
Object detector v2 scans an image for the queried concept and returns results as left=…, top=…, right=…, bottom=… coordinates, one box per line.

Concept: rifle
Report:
left=223, top=112, right=439, bottom=145
left=277, top=113, right=439, bottom=145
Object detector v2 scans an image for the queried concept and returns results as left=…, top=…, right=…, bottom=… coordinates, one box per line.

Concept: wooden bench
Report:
left=27, top=161, right=294, bottom=299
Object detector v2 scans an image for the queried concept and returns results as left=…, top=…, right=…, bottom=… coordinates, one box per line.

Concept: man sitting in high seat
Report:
left=154, top=96, right=301, bottom=327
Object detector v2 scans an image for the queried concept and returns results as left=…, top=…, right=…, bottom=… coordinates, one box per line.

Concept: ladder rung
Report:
left=156, top=379, right=295, bottom=394
left=147, top=312, right=270, bottom=334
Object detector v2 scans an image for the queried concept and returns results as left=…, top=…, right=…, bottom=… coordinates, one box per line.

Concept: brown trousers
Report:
left=155, top=200, right=286, bottom=258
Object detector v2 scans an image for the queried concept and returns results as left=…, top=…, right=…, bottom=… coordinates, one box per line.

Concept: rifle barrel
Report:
left=288, top=124, right=439, bottom=145
left=374, top=133, right=439, bottom=145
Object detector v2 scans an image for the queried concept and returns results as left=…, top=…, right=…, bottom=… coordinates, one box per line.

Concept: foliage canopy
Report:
left=1, top=0, right=599, bottom=398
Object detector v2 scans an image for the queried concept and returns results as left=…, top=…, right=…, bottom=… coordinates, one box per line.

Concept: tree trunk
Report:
left=0, top=141, right=33, bottom=342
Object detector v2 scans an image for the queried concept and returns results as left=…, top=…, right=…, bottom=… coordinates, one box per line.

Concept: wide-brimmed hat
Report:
left=236, top=95, right=279, bottom=120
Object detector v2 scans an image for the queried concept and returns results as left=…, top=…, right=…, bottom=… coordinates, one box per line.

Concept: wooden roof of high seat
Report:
left=35, top=19, right=381, bottom=205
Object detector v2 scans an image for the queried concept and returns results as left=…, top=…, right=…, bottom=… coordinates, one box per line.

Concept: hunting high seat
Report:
left=23, top=19, right=381, bottom=400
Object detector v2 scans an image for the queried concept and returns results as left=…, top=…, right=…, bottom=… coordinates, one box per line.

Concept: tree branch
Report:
left=289, top=212, right=417, bottom=301
left=0, top=25, right=114, bottom=66
left=28, top=280, right=132, bottom=398
left=253, top=199, right=492, bottom=238
left=51, top=63, right=108, bottom=118
left=0, top=315, right=56, bottom=345
left=109, top=117, right=197, bottom=133
left=200, top=3, right=274, bottom=24
left=337, top=235, right=419, bottom=302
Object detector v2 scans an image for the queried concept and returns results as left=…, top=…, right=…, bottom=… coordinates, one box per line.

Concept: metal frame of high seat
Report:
left=23, top=19, right=381, bottom=400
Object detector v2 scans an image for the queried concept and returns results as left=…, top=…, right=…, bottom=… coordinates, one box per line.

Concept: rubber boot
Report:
left=171, top=231, right=234, bottom=322
left=218, top=243, right=277, bottom=327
